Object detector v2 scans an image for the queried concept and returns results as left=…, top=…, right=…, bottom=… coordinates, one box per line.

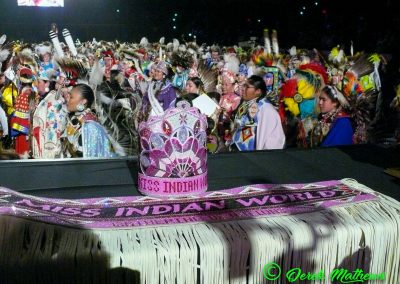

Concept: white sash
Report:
left=148, top=81, right=164, bottom=116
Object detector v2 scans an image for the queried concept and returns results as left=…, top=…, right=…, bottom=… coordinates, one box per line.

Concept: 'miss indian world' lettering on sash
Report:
left=0, top=181, right=377, bottom=229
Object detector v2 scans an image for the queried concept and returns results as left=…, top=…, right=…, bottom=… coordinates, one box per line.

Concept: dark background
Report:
left=0, top=0, right=399, bottom=53
left=1, top=0, right=399, bottom=136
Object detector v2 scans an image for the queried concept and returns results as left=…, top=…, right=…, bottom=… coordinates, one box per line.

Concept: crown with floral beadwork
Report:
left=138, top=102, right=208, bottom=198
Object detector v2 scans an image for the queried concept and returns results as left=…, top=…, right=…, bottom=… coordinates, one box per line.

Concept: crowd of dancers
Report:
left=0, top=26, right=399, bottom=159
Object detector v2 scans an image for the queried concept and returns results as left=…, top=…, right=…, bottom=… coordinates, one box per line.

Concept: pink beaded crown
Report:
left=138, top=102, right=208, bottom=197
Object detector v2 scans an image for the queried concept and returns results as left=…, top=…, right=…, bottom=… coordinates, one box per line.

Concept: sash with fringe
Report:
left=0, top=179, right=399, bottom=284
left=0, top=180, right=377, bottom=229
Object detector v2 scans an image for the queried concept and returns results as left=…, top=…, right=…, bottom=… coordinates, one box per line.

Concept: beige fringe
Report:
left=0, top=178, right=399, bottom=283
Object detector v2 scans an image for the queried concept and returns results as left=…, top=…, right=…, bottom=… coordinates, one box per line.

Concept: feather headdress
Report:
left=0, top=34, right=6, bottom=46
left=339, top=53, right=385, bottom=144
left=139, top=37, right=149, bottom=48
left=17, top=47, right=38, bottom=74
left=49, top=29, right=64, bottom=58
left=251, top=48, right=274, bottom=67
left=95, top=81, right=140, bottom=156
left=0, top=35, right=11, bottom=72
left=263, top=29, right=271, bottom=55
left=172, top=39, right=180, bottom=52
left=346, top=54, right=374, bottom=79
left=196, top=60, right=218, bottom=93
left=280, top=63, right=328, bottom=119
left=328, top=46, right=346, bottom=66
left=223, top=53, right=239, bottom=74
left=0, top=49, right=10, bottom=65
left=289, top=46, right=297, bottom=56
left=121, top=48, right=146, bottom=61
left=55, top=57, right=88, bottom=85
left=171, top=51, right=194, bottom=69
left=299, top=63, right=329, bottom=85
left=35, top=44, right=52, bottom=56
left=221, top=53, right=240, bottom=84
left=56, top=57, right=88, bottom=78
left=88, top=60, right=104, bottom=89
left=326, top=85, right=349, bottom=108
left=271, top=29, right=279, bottom=56
left=62, top=29, right=78, bottom=57
left=0, top=37, right=12, bottom=73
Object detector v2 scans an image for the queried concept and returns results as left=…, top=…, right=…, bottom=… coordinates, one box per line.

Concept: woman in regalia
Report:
left=311, top=85, right=353, bottom=147
left=31, top=69, right=66, bottom=159
left=140, top=61, right=177, bottom=121
left=184, top=77, right=207, bottom=97
left=218, top=72, right=241, bottom=146
left=62, top=84, right=118, bottom=158
left=10, top=67, right=38, bottom=156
